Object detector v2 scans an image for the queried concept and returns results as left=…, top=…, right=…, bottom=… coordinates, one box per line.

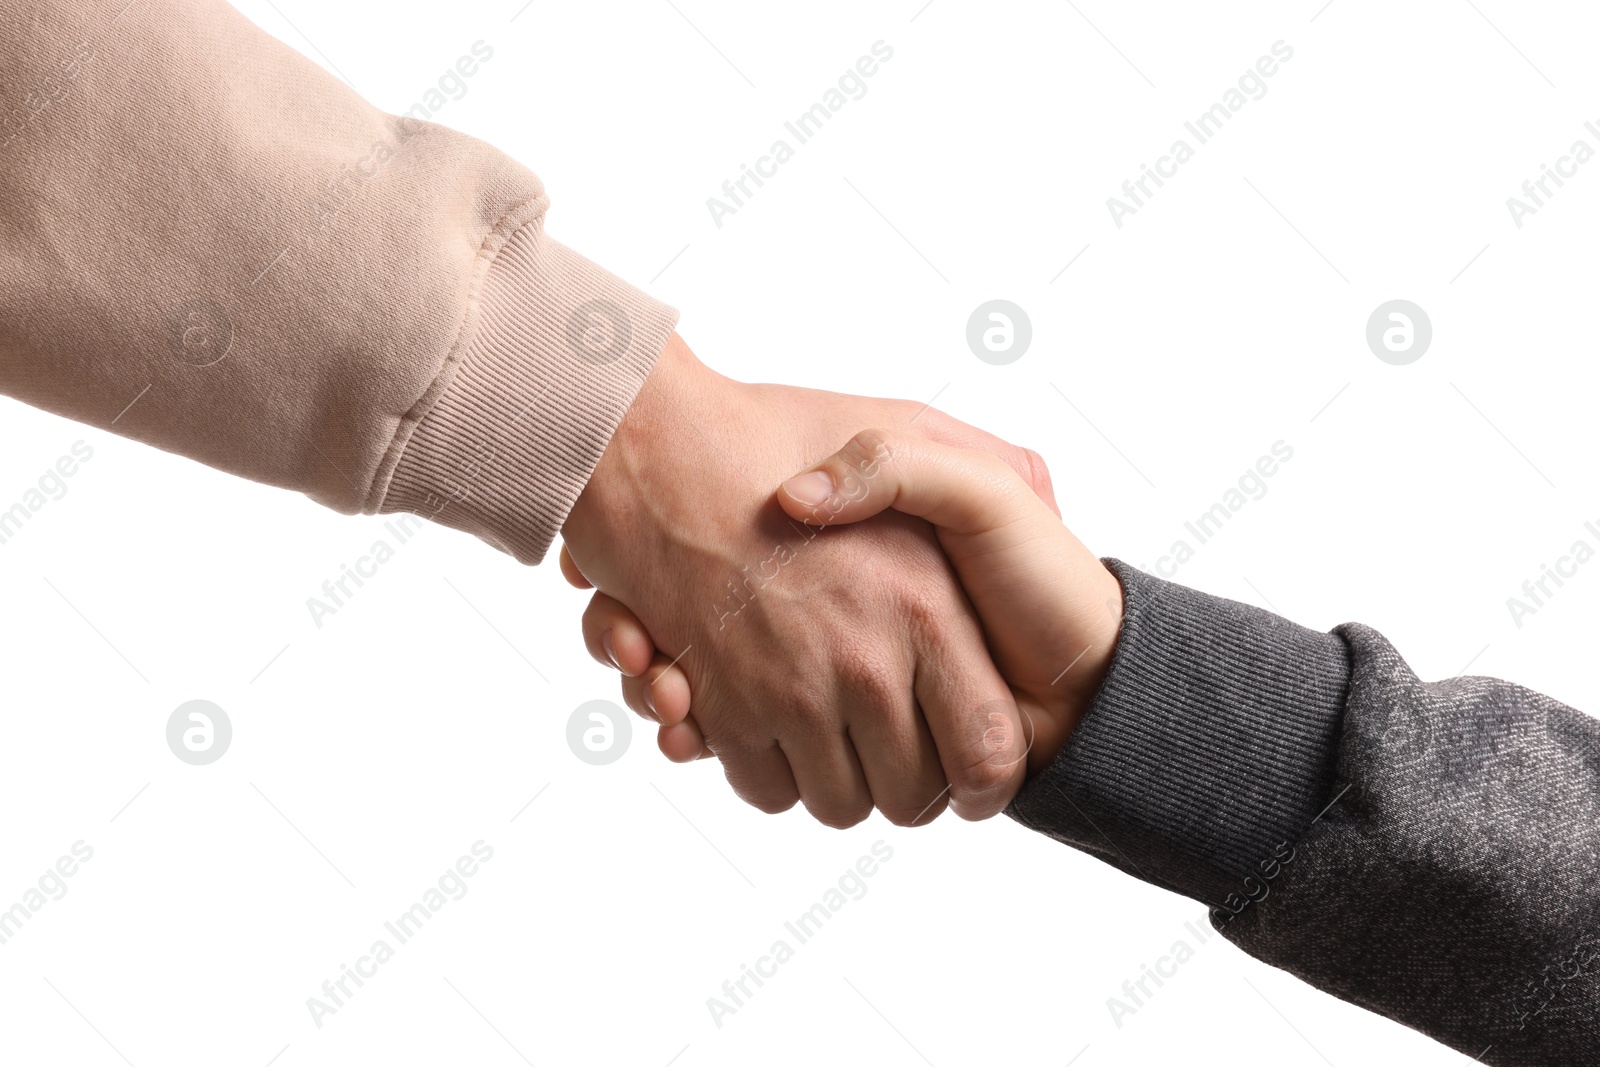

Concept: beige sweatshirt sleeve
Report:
left=0, top=0, right=677, bottom=564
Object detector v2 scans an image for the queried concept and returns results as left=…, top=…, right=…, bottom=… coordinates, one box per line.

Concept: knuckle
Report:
left=809, top=798, right=872, bottom=830
left=720, top=746, right=798, bottom=815
left=731, top=772, right=798, bottom=815
left=847, top=427, right=897, bottom=462
left=751, top=791, right=800, bottom=815
left=1020, top=446, right=1055, bottom=498
left=880, top=797, right=944, bottom=827
left=953, top=756, right=1012, bottom=797
left=902, top=400, right=946, bottom=431
left=896, top=583, right=949, bottom=646
left=947, top=721, right=1023, bottom=799
left=1021, top=446, right=1050, bottom=483
left=837, top=651, right=902, bottom=714
left=828, top=429, right=896, bottom=502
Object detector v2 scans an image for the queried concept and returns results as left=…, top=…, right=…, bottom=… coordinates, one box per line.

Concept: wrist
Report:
left=1024, top=562, right=1125, bottom=776
left=380, top=229, right=678, bottom=566
left=561, top=333, right=734, bottom=570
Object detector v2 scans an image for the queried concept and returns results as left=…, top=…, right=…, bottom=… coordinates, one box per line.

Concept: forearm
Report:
left=1009, top=560, right=1600, bottom=1062
left=0, top=0, right=675, bottom=564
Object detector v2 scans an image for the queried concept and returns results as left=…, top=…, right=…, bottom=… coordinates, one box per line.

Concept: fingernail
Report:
left=781, top=470, right=834, bottom=506
left=642, top=685, right=660, bottom=723
left=601, top=630, right=621, bottom=671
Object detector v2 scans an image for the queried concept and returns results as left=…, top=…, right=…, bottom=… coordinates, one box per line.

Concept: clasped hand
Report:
left=558, top=335, right=1124, bottom=827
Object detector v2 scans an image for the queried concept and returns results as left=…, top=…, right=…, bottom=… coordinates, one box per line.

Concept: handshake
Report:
left=558, top=334, right=1126, bottom=826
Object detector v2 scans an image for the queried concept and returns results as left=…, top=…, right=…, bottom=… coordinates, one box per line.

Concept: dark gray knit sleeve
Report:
left=1008, top=559, right=1600, bottom=1065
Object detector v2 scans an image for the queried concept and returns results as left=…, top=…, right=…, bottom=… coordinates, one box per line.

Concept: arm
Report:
left=1022, top=560, right=1600, bottom=1064
left=723, top=429, right=1592, bottom=1062
left=1, top=0, right=674, bottom=564
left=4, top=0, right=1061, bottom=830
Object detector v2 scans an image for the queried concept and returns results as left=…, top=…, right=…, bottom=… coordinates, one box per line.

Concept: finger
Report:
left=781, top=731, right=875, bottom=829
left=620, top=654, right=693, bottom=727
left=580, top=592, right=656, bottom=677
left=913, top=618, right=1030, bottom=821
left=558, top=543, right=593, bottom=588
left=848, top=696, right=950, bottom=827
left=658, top=718, right=711, bottom=763
left=714, top=740, right=801, bottom=815
left=819, top=627, right=951, bottom=827
left=908, top=407, right=1060, bottom=517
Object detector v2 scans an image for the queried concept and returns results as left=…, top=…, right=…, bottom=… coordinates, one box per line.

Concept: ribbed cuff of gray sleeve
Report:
left=1007, top=559, right=1351, bottom=909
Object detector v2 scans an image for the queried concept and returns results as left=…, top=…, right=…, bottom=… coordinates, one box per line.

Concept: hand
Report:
left=776, top=430, right=1125, bottom=773
left=588, top=426, right=1123, bottom=781
left=560, top=334, right=1057, bottom=826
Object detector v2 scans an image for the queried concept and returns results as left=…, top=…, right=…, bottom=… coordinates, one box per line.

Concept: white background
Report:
left=2, top=1, right=1597, bottom=1064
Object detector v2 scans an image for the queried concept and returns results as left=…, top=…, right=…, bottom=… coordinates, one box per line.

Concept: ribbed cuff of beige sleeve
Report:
left=373, top=220, right=678, bottom=565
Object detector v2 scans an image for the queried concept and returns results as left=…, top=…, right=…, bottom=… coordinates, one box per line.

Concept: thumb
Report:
left=777, top=429, right=1043, bottom=542
left=778, top=430, right=1118, bottom=716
